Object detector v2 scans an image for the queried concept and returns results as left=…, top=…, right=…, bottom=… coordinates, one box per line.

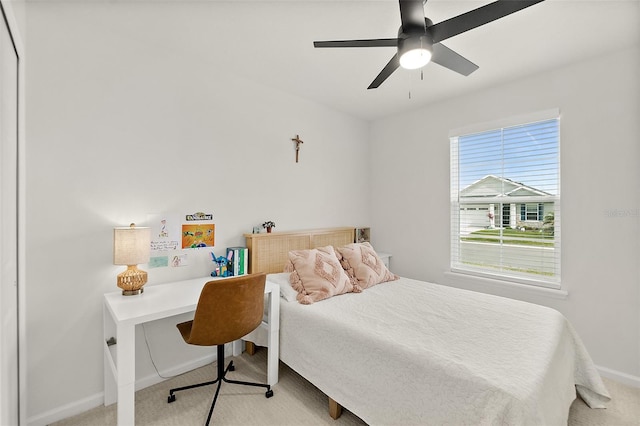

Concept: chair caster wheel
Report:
left=265, top=389, right=274, bottom=398
left=167, top=394, right=176, bottom=403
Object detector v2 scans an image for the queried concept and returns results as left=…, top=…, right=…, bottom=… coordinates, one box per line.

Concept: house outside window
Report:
left=450, top=110, right=560, bottom=288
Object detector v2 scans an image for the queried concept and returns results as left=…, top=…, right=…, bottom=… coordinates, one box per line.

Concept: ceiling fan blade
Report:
left=399, top=0, right=427, bottom=33
left=314, top=39, right=398, bottom=48
left=428, top=0, right=545, bottom=44
left=368, top=54, right=400, bottom=90
left=431, top=43, right=479, bottom=76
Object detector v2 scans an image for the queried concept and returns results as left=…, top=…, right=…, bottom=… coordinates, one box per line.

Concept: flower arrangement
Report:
left=262, top=221, right=276, bottom=233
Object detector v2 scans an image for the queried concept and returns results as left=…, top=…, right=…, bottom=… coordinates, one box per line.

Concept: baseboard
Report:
left=26, top=392, right=104, bottom=426
left=27, top=354, right=216, bottom=426
left=135, top=353, right=216, bottom=391
left=597, top=365, right=640, bottom=388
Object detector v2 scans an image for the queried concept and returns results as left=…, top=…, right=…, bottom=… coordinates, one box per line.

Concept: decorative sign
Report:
left=186, top=212, right=214, bottom=221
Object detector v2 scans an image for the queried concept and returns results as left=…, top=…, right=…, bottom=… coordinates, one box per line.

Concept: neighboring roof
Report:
left=461, top=175, right=551, bottom=198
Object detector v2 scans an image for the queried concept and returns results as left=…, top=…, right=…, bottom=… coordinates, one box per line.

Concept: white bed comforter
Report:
left=277, top=277, right=610, bottom=425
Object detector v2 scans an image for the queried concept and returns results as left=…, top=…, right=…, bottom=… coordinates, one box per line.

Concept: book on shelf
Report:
left=226, top=246, right=249, bottom=276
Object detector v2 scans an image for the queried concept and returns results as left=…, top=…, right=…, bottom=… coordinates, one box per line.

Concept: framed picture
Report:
left=355, top=227, right=370, bottom=243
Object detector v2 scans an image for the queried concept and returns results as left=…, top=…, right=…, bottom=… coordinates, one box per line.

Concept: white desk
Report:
left=103, top=276, right=280, bottom=426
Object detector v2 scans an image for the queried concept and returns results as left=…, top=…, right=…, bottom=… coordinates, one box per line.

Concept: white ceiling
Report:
left=59, top=0, right=638, bottom=121
left=200, top=0, right=638, bottom=121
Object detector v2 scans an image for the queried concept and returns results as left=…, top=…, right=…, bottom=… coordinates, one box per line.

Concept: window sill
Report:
left=444, top=269, right=568, bottom=300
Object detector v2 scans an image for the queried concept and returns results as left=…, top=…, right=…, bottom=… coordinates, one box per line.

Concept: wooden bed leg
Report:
left=328, top=397, right=343, bottom=420
left=245, top=341, right=256, bottom=355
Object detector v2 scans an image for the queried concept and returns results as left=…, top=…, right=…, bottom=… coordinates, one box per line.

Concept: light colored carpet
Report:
left=53, top=349, right=640, bottom=425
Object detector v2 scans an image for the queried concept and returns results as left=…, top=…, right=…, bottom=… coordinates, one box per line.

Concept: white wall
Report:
left=0, top=1, right=25, bottom=424
left=370, top=47, right=640, bottom=384
left=24, top=2, right=370, bottom=423
left=22, top=1, right=640, bottom=422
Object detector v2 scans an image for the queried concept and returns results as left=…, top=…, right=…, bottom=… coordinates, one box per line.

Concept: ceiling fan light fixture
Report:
left=398, top=36, right=432, bottom=70
left=313, top=0, right=545, bottom=89
left=399, top=48, right=432, bottom=69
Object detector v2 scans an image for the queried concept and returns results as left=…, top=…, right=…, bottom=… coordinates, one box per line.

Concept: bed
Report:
left=243, top=228, right=610, bottom=425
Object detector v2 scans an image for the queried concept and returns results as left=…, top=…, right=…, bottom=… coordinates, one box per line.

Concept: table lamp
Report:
left=113, top=223, right=151, bottom=295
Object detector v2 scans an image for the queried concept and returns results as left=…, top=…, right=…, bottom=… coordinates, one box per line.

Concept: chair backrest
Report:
left=186, top=273, right=266, bottom=346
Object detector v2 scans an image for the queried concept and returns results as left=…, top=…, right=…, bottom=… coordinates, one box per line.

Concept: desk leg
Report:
left=103, top=304, right=116, bottom=406
left=116, top=324, right=135, bottom=426
left=266, top=289, right=280, bottom=385
left=104, top=343, right=116, bottom=406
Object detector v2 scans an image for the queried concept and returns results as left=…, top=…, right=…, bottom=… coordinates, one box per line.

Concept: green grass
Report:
left=462, top=228, right=554, bottom=247
left=462, top=261, right=555, bottom=276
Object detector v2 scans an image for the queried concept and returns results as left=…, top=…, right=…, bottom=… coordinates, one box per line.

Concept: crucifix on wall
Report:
left=291, top=134, right=304, bottom=163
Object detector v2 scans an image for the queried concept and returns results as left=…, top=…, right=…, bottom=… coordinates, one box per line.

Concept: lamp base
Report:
left=122, top=288, right=144, bottom=296
left=117, top=265, right=148, bottom=296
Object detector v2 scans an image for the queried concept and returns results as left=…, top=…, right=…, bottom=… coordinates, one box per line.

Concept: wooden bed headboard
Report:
left=244, top=227, right=355, bottom=274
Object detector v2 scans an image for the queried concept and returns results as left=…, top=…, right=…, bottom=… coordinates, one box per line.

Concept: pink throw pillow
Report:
left=288, top=246, right=360, bottom=304
left=336, top=242, right=398, bottom=289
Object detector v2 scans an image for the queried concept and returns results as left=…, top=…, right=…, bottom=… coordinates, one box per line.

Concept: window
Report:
left=450, top=110, right=560, bottom=288
left=522, top=203, right=544, bottom=221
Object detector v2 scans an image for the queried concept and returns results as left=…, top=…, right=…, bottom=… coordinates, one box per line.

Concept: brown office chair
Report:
left=167, top=273, right=273, bottom=425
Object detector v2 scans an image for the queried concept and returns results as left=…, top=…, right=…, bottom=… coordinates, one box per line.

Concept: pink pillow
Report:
left=287, top=246, right=360, bottom=304
left=336, top=242, right=398, bottom=289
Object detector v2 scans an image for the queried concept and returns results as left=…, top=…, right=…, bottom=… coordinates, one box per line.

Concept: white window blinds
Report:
left=450, top=112, right=560, bottom=288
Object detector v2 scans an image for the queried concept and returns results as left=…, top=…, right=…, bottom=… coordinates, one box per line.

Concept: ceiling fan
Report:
left=313, top=0, right=545, bottom=89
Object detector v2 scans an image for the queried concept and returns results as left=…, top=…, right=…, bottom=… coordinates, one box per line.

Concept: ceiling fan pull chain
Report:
left=421, top=69, right=424, bottom=81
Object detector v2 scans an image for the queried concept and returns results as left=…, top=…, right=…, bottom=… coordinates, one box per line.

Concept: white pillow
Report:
left=266, top=272, right=298, bottom=302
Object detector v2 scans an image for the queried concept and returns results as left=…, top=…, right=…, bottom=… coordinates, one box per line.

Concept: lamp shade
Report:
left=113, top=223, right=151, bottom=265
